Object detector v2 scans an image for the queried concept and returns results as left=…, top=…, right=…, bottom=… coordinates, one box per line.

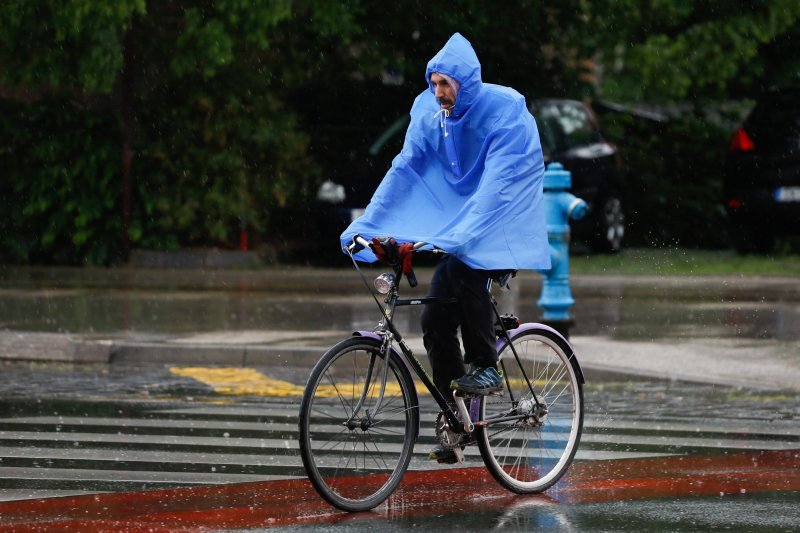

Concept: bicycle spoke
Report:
left=357, top=431, right=392, bottom=471
left=324, top=370, right=353, bottom=417
left=477, top=328, right=582, bottom=494
left=299, top=338, right=418, bottom=511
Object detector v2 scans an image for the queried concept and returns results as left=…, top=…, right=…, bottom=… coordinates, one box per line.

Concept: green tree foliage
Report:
left=0, top=0, right=353, bottom=264
left=0, top=99, right=121, bottom=264
left=0, top=0, right=145, bottom=92
left=1, top=1, right=798, bottom=264
left=585, top=0, right=800, bottom=101
left=125, top=0, right=307, bottom=250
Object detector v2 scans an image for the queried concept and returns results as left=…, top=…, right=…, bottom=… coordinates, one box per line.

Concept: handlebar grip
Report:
left=346, top=234, right=371, bottom=255
left=355, top=235, right=371, bottom=249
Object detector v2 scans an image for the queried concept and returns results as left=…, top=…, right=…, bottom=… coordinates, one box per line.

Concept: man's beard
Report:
left=437, top=98, right=454, bottom=110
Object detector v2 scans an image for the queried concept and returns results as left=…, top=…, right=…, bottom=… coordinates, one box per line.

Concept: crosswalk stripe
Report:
left=1, top=400, right=797, bottom=502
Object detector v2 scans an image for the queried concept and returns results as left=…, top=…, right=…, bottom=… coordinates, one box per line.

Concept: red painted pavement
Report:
left=0, top=449, right=797, bottom=532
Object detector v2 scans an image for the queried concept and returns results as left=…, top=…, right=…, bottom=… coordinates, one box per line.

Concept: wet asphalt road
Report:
left=0, top=266, right=798, bottom=530
left=0, top=380, right=797, bottom=531
left=0, top=354, right=798, bottom=531
left=1, top=265, right=799, bottom=343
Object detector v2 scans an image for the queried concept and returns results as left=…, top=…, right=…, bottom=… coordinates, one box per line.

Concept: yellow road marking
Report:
left=170, top=367, right=303, bottom=397
left=169, top=367, right=430, bottom=398
left=169, top=367, right=562, bottom=399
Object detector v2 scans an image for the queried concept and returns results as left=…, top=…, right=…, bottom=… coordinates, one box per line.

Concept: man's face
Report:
left=430, top=73, right=456, bottom=111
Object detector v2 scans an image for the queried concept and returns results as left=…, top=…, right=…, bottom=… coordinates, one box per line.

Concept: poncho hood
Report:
left=425, top=32, right=481, bottom=117
left=341, top=33, right=550, bottom=271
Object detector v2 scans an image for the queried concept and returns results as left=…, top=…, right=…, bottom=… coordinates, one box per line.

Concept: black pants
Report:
left=420, top=255, right=498, bottom=400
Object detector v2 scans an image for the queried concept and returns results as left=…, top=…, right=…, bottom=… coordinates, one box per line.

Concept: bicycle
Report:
left=298, top=235, right=585, bottom=512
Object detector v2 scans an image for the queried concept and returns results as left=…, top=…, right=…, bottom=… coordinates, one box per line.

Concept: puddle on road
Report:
left=1, top=278, right=799, bottom=343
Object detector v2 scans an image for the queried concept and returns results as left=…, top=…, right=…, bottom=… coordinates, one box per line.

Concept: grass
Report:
left=569, top=248, right=800, bottom=276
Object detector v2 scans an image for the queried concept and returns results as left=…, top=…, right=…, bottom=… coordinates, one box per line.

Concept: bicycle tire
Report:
left=476, top=325, right=583, bottom=493
left=299, top=336, right=419, bottom=511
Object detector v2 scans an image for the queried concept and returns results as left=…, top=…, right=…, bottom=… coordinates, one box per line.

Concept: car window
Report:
left=369, top=115, right=410, bottom=156
left=552, top=102, right=601, bottom=149
left=533, top=103, right=568, bottom=155
left=531, top=101, right=602, bottom=155
left=534, top=111, right=559, bottom=156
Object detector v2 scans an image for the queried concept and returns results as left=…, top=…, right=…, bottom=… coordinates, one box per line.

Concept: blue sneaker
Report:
left=451, top=365, right=503, bottom=395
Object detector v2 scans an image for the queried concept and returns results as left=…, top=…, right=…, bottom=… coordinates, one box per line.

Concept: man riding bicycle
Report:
left=341, top=33, right=549, bottom=464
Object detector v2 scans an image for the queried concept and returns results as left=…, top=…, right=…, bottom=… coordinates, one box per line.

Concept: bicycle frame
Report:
left=349, top=274, right=523, bottom=436
left=344, top=234, right=577, bottom=436
left=368, top=284, right=464, bottom=431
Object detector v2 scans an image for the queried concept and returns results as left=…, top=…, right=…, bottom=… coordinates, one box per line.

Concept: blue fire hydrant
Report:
left=537, top=162, right=588, bottom=337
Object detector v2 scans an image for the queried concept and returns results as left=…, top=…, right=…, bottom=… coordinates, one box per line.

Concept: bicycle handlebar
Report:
left=346, top=235, right=437, bottom=289
left=347, top=235, right=371, bottom=254
left=346, top=234, right=430, bottom=255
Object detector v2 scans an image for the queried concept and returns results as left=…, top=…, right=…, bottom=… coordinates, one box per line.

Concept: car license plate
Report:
left=774, top=187, right=800, bottom=202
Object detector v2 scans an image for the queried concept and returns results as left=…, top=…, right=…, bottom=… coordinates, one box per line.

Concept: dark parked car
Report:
left=315, top=98, right=625, bottom=256
left=724, top=86, right=800, bottom=254
left=531, top=99, right=624, bottom=253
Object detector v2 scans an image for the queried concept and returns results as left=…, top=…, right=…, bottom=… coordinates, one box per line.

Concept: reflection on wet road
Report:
left=1, top=269, right=798, bottom=342
left=0, top=381, right=798, bottom=531
left=0, top=443, right=797, bottom=531
left=0, top=268, right=798, bottom=529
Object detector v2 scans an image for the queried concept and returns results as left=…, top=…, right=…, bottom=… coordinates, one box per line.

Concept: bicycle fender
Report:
left=497, top=323, right=585, bottom=384
left=352, top=331, right=421, bottom=438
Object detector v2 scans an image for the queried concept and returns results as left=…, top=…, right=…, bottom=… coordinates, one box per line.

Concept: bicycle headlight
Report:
left=374, top=273, right=395, bottom=294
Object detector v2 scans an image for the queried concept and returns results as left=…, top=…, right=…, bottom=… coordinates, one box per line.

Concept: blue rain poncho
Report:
left=341, top=33, right=550, bottom=270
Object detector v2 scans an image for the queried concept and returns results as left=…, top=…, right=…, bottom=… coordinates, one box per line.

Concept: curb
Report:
left=109, top=342, right=326, bottom=367
left=3, top=332, right=798, bottom=392
left=0, top=333, right=111, bottom=364
left=0, top=333, right=328, bottom=366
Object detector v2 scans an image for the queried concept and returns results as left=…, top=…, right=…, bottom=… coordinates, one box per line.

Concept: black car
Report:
left=724, top=86, right=800, bottom=254
left=315, top=98, right=625, bottom=256
left=531, top=99, right=624, bottom=253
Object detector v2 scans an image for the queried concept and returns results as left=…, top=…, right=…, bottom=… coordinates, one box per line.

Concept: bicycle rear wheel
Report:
left=299, top=336, right=418, bottom=511
left=477, top=326, right=583, bottom=493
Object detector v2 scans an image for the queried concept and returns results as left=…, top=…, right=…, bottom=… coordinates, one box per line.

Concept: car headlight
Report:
left=316, top=180, right=346, bottom=203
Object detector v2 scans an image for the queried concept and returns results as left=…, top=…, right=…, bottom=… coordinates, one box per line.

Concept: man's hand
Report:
left=371, top=237, right=417, bottom=287
left=371, top=237, right=399, bottom=266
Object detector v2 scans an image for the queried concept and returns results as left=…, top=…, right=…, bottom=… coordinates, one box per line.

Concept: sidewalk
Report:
left=2, top=328, right=798, bottom=392
left=1, top=266, right=799, bottom=392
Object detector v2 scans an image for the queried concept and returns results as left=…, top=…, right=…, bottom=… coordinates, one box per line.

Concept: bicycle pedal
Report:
left=452, top=446, right=465, bottom=463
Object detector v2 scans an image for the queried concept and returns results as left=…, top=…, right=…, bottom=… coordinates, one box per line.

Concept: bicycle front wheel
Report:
left=298, top=336, right=419, bottom=512
left=477, top=326, right=583, bottom=493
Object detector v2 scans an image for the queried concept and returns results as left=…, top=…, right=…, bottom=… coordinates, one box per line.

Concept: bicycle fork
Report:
left=346, top=332, right=394, bottom=428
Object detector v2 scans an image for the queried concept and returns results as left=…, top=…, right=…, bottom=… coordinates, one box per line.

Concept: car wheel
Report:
left=591, top=196, right=625, bottom=254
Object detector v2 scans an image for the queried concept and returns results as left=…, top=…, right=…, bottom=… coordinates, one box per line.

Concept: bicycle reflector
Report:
left=374, top=273, right=395, bottom=294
